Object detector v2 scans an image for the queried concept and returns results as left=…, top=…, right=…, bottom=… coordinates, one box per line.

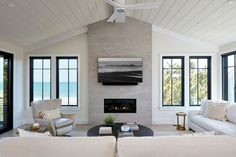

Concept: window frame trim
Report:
left=56, top=56, right=79, bottom=107
left=222, top=51, right=236, bottom=102
left=162, top=56, right=185, bottom=107
left=29, top=56, right=52, bottom=104
left=189, top=56, right=212, bottom=106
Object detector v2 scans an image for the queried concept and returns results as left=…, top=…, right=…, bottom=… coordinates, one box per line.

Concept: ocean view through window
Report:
left=56, top=57, right=78, bottom=106
left=30, top=57, right=51, bottom=102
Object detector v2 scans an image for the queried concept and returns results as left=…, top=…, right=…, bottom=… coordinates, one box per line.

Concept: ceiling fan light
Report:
left=116, top=7, right=125, bottom=14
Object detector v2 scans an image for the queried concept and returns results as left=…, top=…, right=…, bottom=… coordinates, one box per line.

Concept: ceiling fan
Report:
left=105, top=0, right=161, bottom=23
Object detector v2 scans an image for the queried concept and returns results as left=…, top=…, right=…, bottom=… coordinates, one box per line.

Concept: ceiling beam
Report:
left=24, top=26, right=88, bottom=53
left=152, top=25, right=219, bottom=52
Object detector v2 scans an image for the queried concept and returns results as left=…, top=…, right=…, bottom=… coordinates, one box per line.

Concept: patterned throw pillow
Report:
left=41, top=108, right=61, bottom=120
left=18, top=129, right=51, bottom=137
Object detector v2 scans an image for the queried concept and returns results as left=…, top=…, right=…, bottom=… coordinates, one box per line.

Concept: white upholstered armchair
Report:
left=31, top=99, right=76, bottom=136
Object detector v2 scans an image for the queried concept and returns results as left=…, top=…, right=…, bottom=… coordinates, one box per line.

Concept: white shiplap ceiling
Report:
left=127, top=0, right=236, bottom=46
left=0, top=0, right=236, bottom=48
left=0, top=0, right=111, bottom=47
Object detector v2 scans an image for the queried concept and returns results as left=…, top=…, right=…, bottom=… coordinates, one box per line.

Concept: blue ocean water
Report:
left=33, top=82, right=78, bottom=98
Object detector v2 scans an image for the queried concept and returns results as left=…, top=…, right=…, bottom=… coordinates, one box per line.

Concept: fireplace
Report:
left=104, top=99, right=136, bottom=113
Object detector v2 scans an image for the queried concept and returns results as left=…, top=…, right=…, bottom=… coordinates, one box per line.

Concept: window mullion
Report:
left=234, top=55, right=236, bottom=102
left=68, top=59, right=70, bottom=106
left=171, top=59, right=173, bottom=106
left=42, top=59, right=44, bottom=100
left=197, top=59, right=199, bottom=106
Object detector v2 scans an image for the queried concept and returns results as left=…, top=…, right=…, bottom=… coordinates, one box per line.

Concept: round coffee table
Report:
left=87, top=123, right=154, bottom=138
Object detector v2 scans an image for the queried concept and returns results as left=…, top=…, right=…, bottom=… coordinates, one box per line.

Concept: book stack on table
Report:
left=118, top=130, right=134, bottom=138
left=99, top=127, right=112, bottom=134
left=125, top=122, right=139, bottom=131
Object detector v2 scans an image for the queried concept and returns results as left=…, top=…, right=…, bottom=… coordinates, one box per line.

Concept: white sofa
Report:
left=0, top=136, right=116, bottom=157
left=188, top=100, right=236, bottom=137
left=117, top=136, right=236, bottom=157
left=1, top=136, right=236, bottom=157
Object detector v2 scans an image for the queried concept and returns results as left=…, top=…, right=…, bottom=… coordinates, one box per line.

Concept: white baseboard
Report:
left=75, top=118, right=88, bottom=124
left=152, top=117, right=175, bottom=124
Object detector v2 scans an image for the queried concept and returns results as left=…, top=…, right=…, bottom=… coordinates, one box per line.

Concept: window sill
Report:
left=159, top=106, right=201, bottom=111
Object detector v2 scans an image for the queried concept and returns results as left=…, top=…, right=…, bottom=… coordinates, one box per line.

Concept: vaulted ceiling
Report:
left=0, top=0, right=236, bottom=48
left=128, top=0, right=236, bottom=46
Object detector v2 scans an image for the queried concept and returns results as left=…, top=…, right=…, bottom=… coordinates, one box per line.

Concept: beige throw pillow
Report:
left=41, top=108, right=61, bottom=120
left=206, top=101, right=228, bottom=121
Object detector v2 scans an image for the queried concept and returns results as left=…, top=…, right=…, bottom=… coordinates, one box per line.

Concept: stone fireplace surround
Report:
left=88, top=17, right=152, bottom=124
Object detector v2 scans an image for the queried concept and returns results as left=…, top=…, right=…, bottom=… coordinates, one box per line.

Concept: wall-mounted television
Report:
left=98, top=57, right=143, bottom=85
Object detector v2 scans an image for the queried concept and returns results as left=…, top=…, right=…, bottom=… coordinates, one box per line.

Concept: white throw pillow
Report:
left=226, top=105, right=236, bottom=124
left=206, top=101, right=228, bottom=121
left=18, top=129, right=51, bottom=137
left=41, top=108, right=61, bottom=120
left=200, top=99, right=210, bottom=116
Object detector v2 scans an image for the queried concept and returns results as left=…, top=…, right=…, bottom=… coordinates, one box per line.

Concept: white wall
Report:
left=0, top=41, right=25, bottom=128
left=220, top=41, right=236, bottom=53
left=25, top=33, right=89, bottom=124
left=152, top=30, right=219, bottom=124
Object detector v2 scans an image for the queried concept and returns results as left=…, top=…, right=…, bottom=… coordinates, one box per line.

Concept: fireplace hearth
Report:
left=104, top=99, right=136, bottom=113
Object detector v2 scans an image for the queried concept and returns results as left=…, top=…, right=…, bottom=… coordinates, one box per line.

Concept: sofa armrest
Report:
left=188, top=110, right=200, bottom=117
left=188, top=110, right=200, bottom=123
left=61, top=113, right=76, bottom=121
left=61, top=113, right=76, bottom=127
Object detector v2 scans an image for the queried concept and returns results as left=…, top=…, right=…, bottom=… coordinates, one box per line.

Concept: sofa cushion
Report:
left=206, top=101, right=228, bottom=121
left=117, top=136, right=236, bottom=157
left=0, top=136, right=116, bottom=157
left=191, top=115, right=236, bottom=132
left=41, top=108, right=61, bottom=120
left=52, top=118, right=73, bottom=128
left=226, top=105, right=236, bottom=124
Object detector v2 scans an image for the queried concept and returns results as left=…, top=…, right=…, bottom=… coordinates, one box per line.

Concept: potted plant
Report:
left=104, top=115, right=115, bottom=126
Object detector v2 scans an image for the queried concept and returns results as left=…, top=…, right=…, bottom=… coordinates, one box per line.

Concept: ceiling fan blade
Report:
left=105, top=0, right=121, bottom=7
left=125, top=2, right=161, bottom=10
left=107, top=12, right=117, bottom=22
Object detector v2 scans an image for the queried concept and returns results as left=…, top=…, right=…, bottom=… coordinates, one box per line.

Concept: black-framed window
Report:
left=30, top=57, right=51, bottom=103
left=56, top=57, right=78, bottom=106
left=162, top=56, right=184, bottom=106
left=222, top=52, right=236, bottom=102
left=189, top=56, right=211, bottom=106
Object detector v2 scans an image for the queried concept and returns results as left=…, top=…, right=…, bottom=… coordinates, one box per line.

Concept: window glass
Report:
left=57, top=57, right=78, bottom=106
left=162, top=57, right=184, bottom=106
left=30, top=57, right=51, bottom=103
left=189, top=57, right=211, bottom=106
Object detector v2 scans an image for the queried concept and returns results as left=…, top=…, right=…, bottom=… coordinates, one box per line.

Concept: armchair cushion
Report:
left=53, top=118, right=74, bottom=129
left=41, top=108, right=61, bottom=120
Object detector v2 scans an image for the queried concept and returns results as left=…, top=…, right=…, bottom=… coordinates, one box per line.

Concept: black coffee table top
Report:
left=87, top=123, right=154, bottom=138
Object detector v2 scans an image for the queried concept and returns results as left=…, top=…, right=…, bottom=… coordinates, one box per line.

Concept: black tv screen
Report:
left=98, top=58, right=143, bottom=85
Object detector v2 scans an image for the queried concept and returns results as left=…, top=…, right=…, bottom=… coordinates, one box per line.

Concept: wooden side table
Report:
left=176, top=112, right=186, bottom=131
left=25, top=125, right=48, bottom=133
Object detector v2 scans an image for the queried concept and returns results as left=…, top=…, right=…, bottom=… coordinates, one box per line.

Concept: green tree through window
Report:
left=162, top=57, right=184, bottom=106
left=189, top=57, right=211, bottom=106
